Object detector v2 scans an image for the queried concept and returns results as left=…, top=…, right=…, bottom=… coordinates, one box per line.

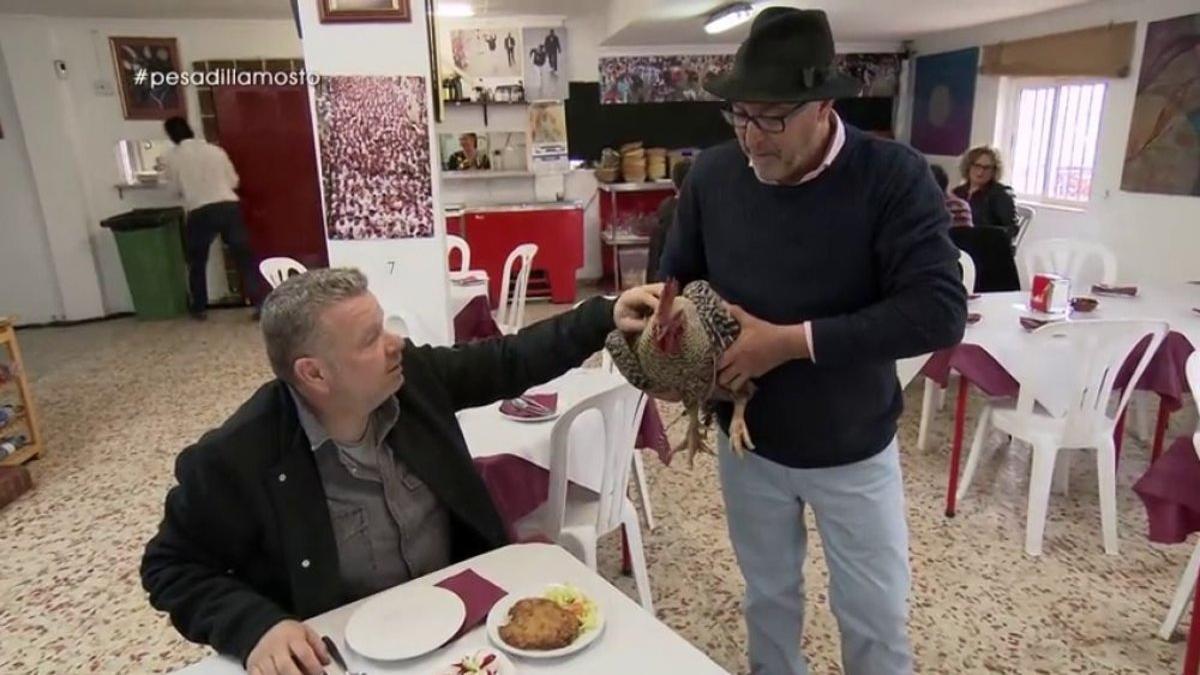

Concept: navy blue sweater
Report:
left=660, top=126, right=967, bottom=468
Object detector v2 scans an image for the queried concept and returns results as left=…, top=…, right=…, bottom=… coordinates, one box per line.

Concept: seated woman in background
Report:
left=952, top=146, right=1017, bottom=240
left=645, top=158, right=692, bottom=283
left=930, top=164, right=973, bottom=228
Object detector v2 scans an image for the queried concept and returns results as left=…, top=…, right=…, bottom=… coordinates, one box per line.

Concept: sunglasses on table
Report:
left=720, top=103, right=809, bottom=133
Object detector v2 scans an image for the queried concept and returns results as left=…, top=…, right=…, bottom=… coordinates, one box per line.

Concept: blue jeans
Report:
left=718, top=435, right=913, bottom=675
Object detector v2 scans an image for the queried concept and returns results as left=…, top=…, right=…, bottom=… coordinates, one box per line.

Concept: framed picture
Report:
left=318, top=0, right=410, bottom=23
left=109, top=37, right=186, bottom=121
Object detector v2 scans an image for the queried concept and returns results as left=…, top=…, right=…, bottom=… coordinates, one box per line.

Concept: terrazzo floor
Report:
left=1, top=302, right=1197, bottom=674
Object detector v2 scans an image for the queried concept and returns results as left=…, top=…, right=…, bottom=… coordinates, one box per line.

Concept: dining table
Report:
left=459, top=367, right=671, bottom=531
left=171, top=543, right=730, bottom=674
left=921, top=284, right=1200, bottom=517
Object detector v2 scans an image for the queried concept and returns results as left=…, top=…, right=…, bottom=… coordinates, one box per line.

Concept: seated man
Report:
left=141, top=267, right=659, bottom=674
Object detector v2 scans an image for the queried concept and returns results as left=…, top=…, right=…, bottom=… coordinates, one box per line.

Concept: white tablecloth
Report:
left=964, top=286, right=1200, bottom=414
left=172, top=544, right=728, bottom=674
left=448, top=272, right=491, bottom=318
left=456, top=368, right=631, bottom=492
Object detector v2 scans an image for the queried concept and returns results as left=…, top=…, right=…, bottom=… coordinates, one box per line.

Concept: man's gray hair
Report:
left=260, top=267, right=369, bottom=381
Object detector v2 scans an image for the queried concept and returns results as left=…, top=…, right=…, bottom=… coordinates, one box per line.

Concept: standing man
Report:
left=543, top=29, right=561, bottom=73
left=504, top=32, right=516, bottom=68
left=660, top=9, right=966, bottom=675
left=161, top=117, right=259, bottom=320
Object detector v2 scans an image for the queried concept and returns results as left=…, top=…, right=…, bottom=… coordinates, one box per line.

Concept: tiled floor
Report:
left=1, top=302, right=1197, bottom=674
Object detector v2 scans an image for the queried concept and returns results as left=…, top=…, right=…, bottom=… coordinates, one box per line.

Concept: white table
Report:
left=457, top=368, right=630, bottom=492
left=963, top=287, right=1200, bottom=414
left=449, top=272, right=491, bottom=318
left=172, top=543, right=728, bottom=674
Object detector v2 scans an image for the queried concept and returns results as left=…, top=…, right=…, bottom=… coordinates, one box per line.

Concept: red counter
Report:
left=456, top=203, right=584, bottom=306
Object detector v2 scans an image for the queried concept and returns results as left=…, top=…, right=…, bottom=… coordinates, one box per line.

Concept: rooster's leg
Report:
left=672, top=408, right=708, bottom=468
left=729, top=395, right=755, bottom=456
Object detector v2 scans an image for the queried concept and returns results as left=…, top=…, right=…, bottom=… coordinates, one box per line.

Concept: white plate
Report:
left=499, top=409, right=562, bottom=423
left=345, top=585, right=465, bottom=661
left=486, top=588, right=605, bottom=659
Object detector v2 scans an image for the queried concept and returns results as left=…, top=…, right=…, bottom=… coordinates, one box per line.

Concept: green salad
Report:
left=543, top=584, right=599, bottom=632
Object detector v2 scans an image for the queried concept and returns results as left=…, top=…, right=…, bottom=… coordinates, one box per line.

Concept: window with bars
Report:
left=1004, top=80, right=1106, bottom=204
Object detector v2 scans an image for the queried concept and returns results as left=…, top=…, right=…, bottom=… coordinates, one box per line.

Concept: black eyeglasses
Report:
left=720, top=103, right=808, bottom=133
left=971, top=162, right=996, bottom=171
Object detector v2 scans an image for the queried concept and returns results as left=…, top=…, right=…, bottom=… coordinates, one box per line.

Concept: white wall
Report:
left=906, top=0, right=1200, bottom=285
left=296, top=0, right=452, bottom=345
left=0, top=14, right=301, bottom=320
left=0, top=37, right=62, bottom=324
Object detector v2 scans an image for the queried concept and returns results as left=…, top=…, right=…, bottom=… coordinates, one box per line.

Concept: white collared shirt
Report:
left=161, top=138, right=240, bottom=212
left=748, top=112, right=846, bottom=186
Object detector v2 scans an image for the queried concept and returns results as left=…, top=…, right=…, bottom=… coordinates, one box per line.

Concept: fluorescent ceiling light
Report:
left=436, top=2, right=475, bottom=17
left=704, top=2, right=755, bottom=35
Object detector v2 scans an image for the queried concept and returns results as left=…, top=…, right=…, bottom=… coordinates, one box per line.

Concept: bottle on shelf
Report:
left=0, top=404, right=25, bottom=429
left=0, top=433, right=29, bottom=461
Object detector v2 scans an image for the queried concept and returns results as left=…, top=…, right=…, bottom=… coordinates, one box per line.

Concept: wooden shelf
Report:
left=0, top=318, right=43, bottom=467
left=0, top=442, right=40, bottom=467
left=0, top=410, right=28, bottom=433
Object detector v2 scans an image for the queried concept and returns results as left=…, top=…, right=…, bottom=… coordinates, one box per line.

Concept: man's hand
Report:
left=717, top=305, right=810, bottom=392
left=613, top=283, right=663, bottom=334
left=246, top=620, right=330, bottom=675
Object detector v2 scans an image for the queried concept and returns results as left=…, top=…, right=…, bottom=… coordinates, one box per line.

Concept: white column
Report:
left=295, top=1, right=452, bottom=345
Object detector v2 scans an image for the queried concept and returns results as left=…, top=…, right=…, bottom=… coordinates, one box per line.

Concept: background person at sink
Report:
left=160, top=116, right=261, bottom=320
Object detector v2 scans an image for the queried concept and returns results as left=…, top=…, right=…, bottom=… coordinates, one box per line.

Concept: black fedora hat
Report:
left=705, top=7, right=862, bottom=103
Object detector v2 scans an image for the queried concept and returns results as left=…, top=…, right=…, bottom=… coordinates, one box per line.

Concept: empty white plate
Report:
left=345, top=585, right=466, bottom=661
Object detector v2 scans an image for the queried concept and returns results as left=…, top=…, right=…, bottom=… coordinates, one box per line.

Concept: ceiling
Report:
left=0, top=0, right=591, bottom=19
left=604, top=0, right=1101, bottom=46
left=0, top=0, right=1101, bottom=43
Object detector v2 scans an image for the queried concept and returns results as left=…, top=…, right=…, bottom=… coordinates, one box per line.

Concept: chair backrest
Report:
left=1015, top=320, right=1168, bottom=436
left=496, top=243, right=538, bottom=333
left=1187, top=351, right=1200, bottom=456
left=958, top=250, right=977, bottom=294
left=446, top=235, right=470, bottom=273
left=1020, top=237, right=1118, bottom=289
left=1013, top=203, right=1036, bottom=250
left=544, top=384, right=648, bottom=537
left=949, top=227, right=1020, bottom=292
left=259, top=257, right=307, bottom=289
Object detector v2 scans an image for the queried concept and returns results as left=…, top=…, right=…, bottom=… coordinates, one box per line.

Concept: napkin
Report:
left=451, top=274, right=487, bottom=286
left=499, top=393, right=558, bottom=418
left=1092, top=284, right=1138, bottom=297
left=435, top=569, right=509, bottom=641
left=1020, top=316, right=1057, bottom=331
left=966, top=312, right=982, bottom=325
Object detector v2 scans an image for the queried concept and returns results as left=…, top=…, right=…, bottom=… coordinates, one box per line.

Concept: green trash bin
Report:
left=101, top=207, right=189, bottom=319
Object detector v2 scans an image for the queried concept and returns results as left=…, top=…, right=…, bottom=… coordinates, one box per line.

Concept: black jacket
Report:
left=953, top=181, right=1017, bottom=240
left=141, top=297, right=616, bottom=663
left=646, top=195, right=677, bottom=283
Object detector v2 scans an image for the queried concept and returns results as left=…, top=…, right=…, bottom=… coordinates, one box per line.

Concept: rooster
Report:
left=605, top=279, right=755, bottom=464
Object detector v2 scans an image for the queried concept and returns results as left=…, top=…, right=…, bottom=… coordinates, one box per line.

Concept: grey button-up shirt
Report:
left=289, top=388, right=452, bottom=599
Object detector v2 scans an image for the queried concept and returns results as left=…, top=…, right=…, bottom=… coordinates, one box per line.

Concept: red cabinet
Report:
left=459, top=203, right=584, bottom=306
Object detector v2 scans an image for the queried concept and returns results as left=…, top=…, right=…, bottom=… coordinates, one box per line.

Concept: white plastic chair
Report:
left=259, top=257, right=307, bottom=289
left=576, top=298, right=656, bottom=531
left=1019, top=238, right=1117, bottom=289
left=915, top=250, right=976, bottom=450
left=955, top=320, right=1168, bottom=556
left=1158, top=351, right=1200, bottom=640
left=1013, top=203, right=1036, bottom=251
left=513, top=384, right=654, bottom=611
left=446, top=235, right=470, bottom=273
left=495, top=243, right=538, bottom=335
